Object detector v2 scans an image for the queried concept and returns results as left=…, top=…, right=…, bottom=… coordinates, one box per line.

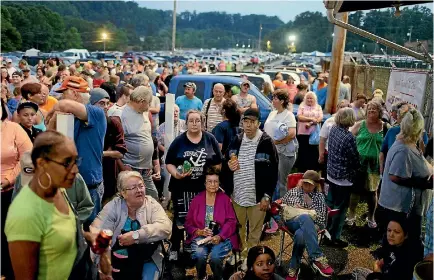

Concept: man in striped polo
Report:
left=222, top=108, right=279, bottom=264
left=202, top=83, right=225, bottom=132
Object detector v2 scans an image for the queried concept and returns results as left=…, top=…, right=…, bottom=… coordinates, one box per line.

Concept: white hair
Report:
left=397, top=108, right=424, bottom=144
left=117, top=171, right=144, bottom=194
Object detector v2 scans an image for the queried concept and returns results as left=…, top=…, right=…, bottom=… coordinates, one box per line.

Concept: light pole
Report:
left=102, top=32, right=107, bottom=52
left=288, top=35, right=296, bottom=53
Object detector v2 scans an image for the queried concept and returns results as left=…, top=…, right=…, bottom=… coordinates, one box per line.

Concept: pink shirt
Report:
left=1, top=121, right=33, bottom=187
left=286, top=84, right=298, bottom=103
left=297, top=104, right=323, bottom=135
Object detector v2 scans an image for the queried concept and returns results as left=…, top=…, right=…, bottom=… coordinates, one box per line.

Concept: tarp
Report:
left=307, top=51, right=326, bottom=57
left=24, top=48, right=40, bottom=57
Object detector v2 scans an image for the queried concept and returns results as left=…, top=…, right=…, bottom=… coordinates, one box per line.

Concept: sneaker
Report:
left=366, top=217, right=378, bottom=229
left=169, top=251, right=178, bottom=261
left=345, top=217, right=356, bottom=226
left=286, top=268, right=299, bottom=280
left=265, top=218, right=279, bottom=234
left=323, top=238, right=348, bottom=248
left=241, top=259, right=248, bottom=271
left=312, top=256, right=334, bottom=277
left=226, top=254, right=239, bottom=266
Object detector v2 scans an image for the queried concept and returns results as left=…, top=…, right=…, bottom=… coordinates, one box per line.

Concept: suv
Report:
left=165, top=75, right=271, bottom=126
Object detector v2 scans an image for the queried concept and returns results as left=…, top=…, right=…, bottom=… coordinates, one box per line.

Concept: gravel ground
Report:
left=167, top=202, right=381, bottom=280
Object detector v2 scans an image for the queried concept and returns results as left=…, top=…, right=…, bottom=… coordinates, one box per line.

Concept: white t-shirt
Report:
left=319, top=116, right=336, bottom=151
left=264, top=109, right=297, bottom=156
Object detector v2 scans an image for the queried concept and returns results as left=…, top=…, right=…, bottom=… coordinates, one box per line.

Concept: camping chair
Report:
left=270, top=173, right=340, bottom=267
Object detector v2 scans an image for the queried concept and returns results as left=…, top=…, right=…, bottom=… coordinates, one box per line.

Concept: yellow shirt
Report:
left=39, top=96, right=58, bottom=112
left=5, top=186, right=77, bottom=280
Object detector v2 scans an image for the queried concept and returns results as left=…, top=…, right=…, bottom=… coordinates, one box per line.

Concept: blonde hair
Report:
left=301, top=91, right=318, bottom=107
left=366, top=100, right=383, bottom=119
left=117, top=171, right=145, bottom=194
left=335, top=107, right=356, bottom=128
left=397, top=108, right=424, bottom=144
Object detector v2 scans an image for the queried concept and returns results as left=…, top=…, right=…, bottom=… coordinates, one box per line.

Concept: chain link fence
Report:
left=342, top=64, right=433, bottom=134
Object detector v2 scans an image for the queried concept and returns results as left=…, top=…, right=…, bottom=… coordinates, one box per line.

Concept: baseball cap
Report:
left=89, top=88, right=110, bottom=105
left=6, top=59, right=12, bottom=63
left=20, top=152, right=35, bottom=187
left=302, top=170, right=321, bottom=186
left=183, top=82, right=197, bottom=91
left=17, top=101, right=38, bottom=113
left=55, top=76, right=89, bottom=93
left=242, top=108, right=260, bottom=121
left=12, top=71, right=22, bottom=77
left=241, top=80, right=251, bottom=87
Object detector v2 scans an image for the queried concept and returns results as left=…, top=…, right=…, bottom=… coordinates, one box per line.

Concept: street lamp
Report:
left=288, top=35, right=296, bottom=42
left=102, top=32, right=108, bottom=52
left=236, top=43, right=239, bottom=47
left=332, top=33, right=335, bottom=37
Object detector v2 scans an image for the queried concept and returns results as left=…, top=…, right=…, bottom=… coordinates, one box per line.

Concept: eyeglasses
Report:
left=125, top=184, right=145, bottom=192
left=45, top=157, right=82, bottom=170
left=206, top=180, right=219, bottom=185
left=242, top=84, right=250, bottom=88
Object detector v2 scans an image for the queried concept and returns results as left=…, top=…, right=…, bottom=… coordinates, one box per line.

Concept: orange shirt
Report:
left=317, top=82, right=328, bottom=91
left=39, top=96, right=58, bottom=112
left=1, top=120, right=33, bottom=186
left=273, top=80, right=285, bottom=89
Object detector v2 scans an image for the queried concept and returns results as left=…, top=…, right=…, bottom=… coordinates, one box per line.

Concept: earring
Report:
left=38, top=172, right=52, bottom=190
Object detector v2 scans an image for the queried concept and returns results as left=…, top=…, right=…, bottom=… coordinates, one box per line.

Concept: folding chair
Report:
left=270, top=173, right=340, bottom=267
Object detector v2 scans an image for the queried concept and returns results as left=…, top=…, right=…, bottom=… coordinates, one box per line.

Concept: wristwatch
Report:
left=132, top=230, right=140, bottom=244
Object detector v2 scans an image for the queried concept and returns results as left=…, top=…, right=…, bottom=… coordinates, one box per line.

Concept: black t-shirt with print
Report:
left=165, top=131, right=223, bottom=193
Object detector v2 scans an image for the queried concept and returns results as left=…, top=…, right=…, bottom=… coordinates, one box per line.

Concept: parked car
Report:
left=194, top=72, right=274, bottom=91
left=163, top=75, right=272, bottom=126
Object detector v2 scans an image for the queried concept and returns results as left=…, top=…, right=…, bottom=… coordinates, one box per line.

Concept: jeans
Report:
left=326, top=182, right=352, bottom=241
left=285, top=214, right=323, bottom=269
left=278, top=153, right=296, bottom=197
left=190, top=237, right=232, bottom=280
left=131, top=167, right=159, bottom=201
left=84, top=183, right=103, bottom=230
left=141, top=261, right=159, bottom=280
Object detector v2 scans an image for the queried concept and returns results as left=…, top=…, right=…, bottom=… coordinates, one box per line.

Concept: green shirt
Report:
left=5, top=186, right=77, bottom=280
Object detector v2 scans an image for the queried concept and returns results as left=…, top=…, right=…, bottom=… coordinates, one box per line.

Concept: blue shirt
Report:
left=175, top=95, right=203, bottom=120
left=316, top=86, right=327, bottom=108
left=74, top=104, right=107, bottom=186
left=381, top=125, right=429, bottom=155
left=425, top=201, right=433, bottom=257
left=150, top=83, right=157, bottom=96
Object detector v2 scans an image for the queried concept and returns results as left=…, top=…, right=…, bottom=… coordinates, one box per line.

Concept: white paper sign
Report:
left=164, top=94, right=175, bottom=150
left=385, top=70, right=428, bottom=112
left=56, top=113, right=75, bottom=140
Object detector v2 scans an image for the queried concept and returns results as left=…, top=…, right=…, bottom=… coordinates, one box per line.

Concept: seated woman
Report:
left=229, top=245, right=284, bottom=280
left=90, top=170, right=172, bottom=280
left=185, top=166, right=238, bottom=280
left=352, top=218, right=423, bottom=280
left=278, top=170, right=333, bottom=279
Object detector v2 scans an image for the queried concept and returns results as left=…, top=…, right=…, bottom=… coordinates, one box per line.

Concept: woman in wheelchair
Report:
left=185, top=166, right=238, bottom=280
left=276, top=170, right=334, bottom=279
left=90, top=171, right=172, bottom=280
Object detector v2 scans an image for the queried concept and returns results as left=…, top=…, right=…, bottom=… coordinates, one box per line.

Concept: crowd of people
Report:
left=0, top=56, right=433, bottom=280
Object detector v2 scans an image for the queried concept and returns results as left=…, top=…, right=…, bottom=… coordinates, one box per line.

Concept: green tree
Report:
left=64, top=27, right=83, bottom=49
left=1, top=7, right=22, bottom=51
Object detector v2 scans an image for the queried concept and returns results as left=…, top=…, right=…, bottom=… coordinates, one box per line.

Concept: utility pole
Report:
left=172, top=0, right=177, bottom=52
left=258, top=23, right=262, bottom=52
left=407, top=26, right=413, bottom=43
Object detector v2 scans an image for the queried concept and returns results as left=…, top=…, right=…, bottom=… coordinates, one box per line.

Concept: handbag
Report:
left=309, top=124, right=321, bottom=145
left=111, top=221, right=160, bottom=280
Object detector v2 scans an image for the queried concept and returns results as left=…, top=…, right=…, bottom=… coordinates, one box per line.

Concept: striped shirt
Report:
left=202, top=98, right=224, bottom=132
left=233, top=130, right=263, bottom=207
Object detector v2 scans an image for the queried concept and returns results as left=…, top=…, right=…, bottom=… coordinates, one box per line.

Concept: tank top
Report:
left=356, top=120, right=383, bottom=174
left=33, top=110, right=46, bottom=131
left=234, top=94, right=253, bottom=109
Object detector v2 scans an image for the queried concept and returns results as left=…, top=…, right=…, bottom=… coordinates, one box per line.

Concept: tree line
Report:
left=1, top=1, right=432, bottom=54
